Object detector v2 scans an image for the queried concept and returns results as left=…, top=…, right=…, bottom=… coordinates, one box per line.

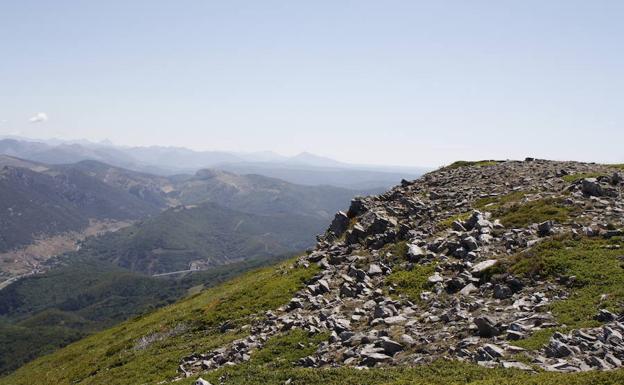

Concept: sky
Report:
left=0, top=1, right=623, bottom=167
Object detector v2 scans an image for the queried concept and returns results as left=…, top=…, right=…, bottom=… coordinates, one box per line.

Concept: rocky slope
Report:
left=2, top=159, right=624, bottom=385
left=179, top=159, right=624, bottom=380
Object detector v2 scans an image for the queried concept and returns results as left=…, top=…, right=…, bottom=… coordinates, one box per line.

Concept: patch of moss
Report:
left=507, top=238, right=624, bottom=349
left=386, top=263, right=436, bottom=302
left=251, top=329, right=329, bottom=369
left=496, top=198, right=574, bottom=228
left=186, top=359, right=624, bottom=385
left=437, top=212, right=472, bottom=231
left=474, top=191, right=527, bottom=211
left=561, top=172, right=606, bottom=183
left=379, top=240, right=409, bottom=265
left=511, top=328, right=563, bottom=351
left=443, top=160, right=502, bottom=170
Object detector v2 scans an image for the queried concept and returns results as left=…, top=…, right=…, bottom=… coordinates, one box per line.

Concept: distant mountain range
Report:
left=0, top=155, right=370, bottom=257
left=0, top=154, right=377, bottom=373
left=0, top=137, right=429, bottom=189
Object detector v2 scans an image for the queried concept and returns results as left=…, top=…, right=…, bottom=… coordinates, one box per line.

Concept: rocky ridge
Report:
left=177, top=159, right=624, bottom=381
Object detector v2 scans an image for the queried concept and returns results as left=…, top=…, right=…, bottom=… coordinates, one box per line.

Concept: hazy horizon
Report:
left=1, top=1, right=623, bottom=166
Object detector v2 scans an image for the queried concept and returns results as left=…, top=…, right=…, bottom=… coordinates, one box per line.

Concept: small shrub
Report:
left=497, top=198, right=573, bottom=228
left=561, top=172, right=606, bottom=183
left=386, top=264, right=436, bottom=302
left=251, top=329, right=329, bottom=369
left=443, top=160, right=501, bottom=170
left=507, top=238, right=624, bottom=351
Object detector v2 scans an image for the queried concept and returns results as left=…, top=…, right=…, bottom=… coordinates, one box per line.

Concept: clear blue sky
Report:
left=1, top=1, right=622, bottom=166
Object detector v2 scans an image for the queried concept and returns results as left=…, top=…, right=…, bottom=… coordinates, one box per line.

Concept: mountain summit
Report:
left=3, top=159, right=624, bottom=385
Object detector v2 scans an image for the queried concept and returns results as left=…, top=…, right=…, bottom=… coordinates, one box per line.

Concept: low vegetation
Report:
left=436, top=211, right=472, bottom=231
left=506, top=237, right=624, bottom=349
left=182, top=360, right=624, bottom=385
left=474, top=191, right=527, bottom=211
left=386, top=264, right=436, bottom=302
left=250, top=329, right=329, bottom=369
left=472, top=191, right=575, bottom=229
left=0, top=255, right=290, bottom=375
left=0, top=259, right=319, bottom=385
left=496, top=198, right=574, bottom=228
left=443, top=160, right=502, bottom=170
left=561, top=172, right=606, bottom=183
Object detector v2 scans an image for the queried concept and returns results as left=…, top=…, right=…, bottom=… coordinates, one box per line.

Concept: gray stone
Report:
left=408, top=244, right=426, bottom=260
left=368, top=264, right=383, bottom=276
left=462, top=236, right=479, bottom=251
left=381, top=337, right=403, bottom=355
left=545, top=339, right=574, bottom=358
left=317, top=279, right=331, bottom=294
left=340, top=283, right=357, bottom=298
left=329, top=211, right=350, bottom=236
left=474, top=316, right=500, bottom=337
left=361, top=352, right=392, bottom=365
left=581, top=178, right=604, bottom=197
left=400, top=334, right=416, bottom=346
left=460, top=283, right=478, bottom=296
left=493, top=284, right=513, bottom=299
left=506, top=330, right=525, bottom=341
left=501, top=361, right=533, bottom=371
left=537, top=220, right=554, bottom=237
left=471, top=259, right=498, bottom=275
left=483, top=343, right=505, bottom=358
left=595, top=309, right=617, bottom=322
left=384, top=315, right=407, bottom=325
left=427, top=272, right=444, bottom=284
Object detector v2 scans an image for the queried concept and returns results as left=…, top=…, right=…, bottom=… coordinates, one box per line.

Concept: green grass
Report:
left=443, top=160, right=501, bottom=170
left=610, top=164, right=624, bottom=170
left=507, top=238, right=624, bottom=349
left=251, top=329, right=329, bottom=369
left=437, top=212, right=472, bottom=231
left=180, top=360, right=624, bottom=385
left=0, top=259, right=319, bottom=385
left=496, top=198, right=574, bottom=228
left=0, top=254, right=286, bottom=375
left=379, top=240, right=409, bottom=265
left=386, top=264, right=436, bottom=302
left=471, top=192, right=576, bottom=229
left=561, top=172, right=606, bottom=183
left=474, top=191, right=527, bottom=211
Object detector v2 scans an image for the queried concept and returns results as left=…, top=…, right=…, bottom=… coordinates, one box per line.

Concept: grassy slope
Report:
left=84, top=202, right=324, bottom=274
left=2, top=251, right=624, bottom=385
left=0, top=166, right=160, bottom=252
left=0, top=259, right=319, bottom=385
left=0, top=255, right=286, bottom=375
left=506, top=237, right=624, bottom=349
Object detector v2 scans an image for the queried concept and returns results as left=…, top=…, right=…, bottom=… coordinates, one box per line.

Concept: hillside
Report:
left=0, top=157, right=365, bottom=279
left=2, top=159, right=624, bottom=385
left=0, top=197, right=328, bottom=373
left=0, top=164, right=160, bottom=252
left=0, top=157, right=369, bottom=374
left=172, top=169, right=371, bottom=219
left=0, top=255, right=282, bottom=375
left=80, top=201, right=324, bottom=275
